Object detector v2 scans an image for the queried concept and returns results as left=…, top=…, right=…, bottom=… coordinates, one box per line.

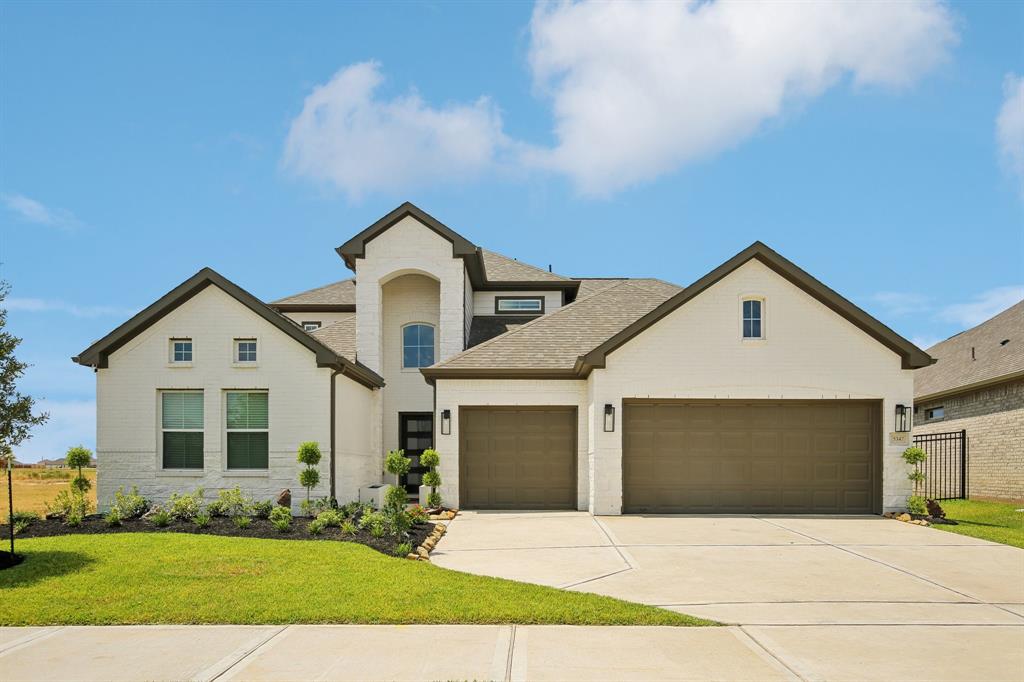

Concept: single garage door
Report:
left=460, top=407, right=577, bottom=510
left=623, top=400, right=880, bottom=514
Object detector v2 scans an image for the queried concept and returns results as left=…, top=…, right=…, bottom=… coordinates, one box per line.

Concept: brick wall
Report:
left=915, top=378, right=1024, bottom=502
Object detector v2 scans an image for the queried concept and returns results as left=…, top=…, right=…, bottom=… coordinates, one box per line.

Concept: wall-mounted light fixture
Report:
left=895, top=404, right=910, bottom=433
left=603, top=403, right=615, bottom=432
left=440, top=409, right=451, bottom=435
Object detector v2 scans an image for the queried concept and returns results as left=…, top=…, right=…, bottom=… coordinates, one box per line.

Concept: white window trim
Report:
left=167, top=338, right=193, bottom=367
left=232, top=336, right=260, bottom=368
left=223, top=389, right=270, bottom=472
left=401, top=322, right=437, bottom=372
left=157, top=389, right=204, bottom=472
left=302, top=321, right=322, bottom=331
left=739, top=295, right=767, bottom=342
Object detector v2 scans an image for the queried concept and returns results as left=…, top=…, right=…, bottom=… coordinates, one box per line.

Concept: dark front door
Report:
left=399, top=413, right=433, bottom=496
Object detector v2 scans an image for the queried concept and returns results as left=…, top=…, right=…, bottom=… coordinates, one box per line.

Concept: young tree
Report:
left=0, top=281, right=50, bottom=558
left=65, top=445, right=93, bottom=493
left=383, top=449, right=410, bottom=513
left=902, top=446, right=928, bottom=515
left=296, top=441, right=321, bottom=508
left=420, top=448, right=442, bottom=509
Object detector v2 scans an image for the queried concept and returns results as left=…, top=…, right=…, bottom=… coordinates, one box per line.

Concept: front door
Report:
left=399, top=413, right=433, bottom=497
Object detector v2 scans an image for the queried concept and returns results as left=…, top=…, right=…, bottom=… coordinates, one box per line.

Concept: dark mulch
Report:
left=0, top=550, right=25, bottom=570
left=6, top=515, right=435, bottom=557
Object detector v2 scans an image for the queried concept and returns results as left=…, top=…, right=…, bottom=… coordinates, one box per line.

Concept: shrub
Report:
left=408, top=505, right=429, bottom=524
left=300, top=497, right=333, bottom=518
left=104, top=508, right=122, bottom=527
left=395, top=541, right=413, bottom=557
left=46, top=488, right=93, bottom=520
left=111, top=486, right=149, bottom=520
left=339, top=501, right=360, bottom=518
left=386, top=509, right=412, bottom=540
left=216, top=487, right=253, bottom=518
left=272, top=518, right=291, bottom=533
left=12, top=510, right=40, bottom=524
left=420, top=448, right=442, bottom=509
left=13, top=519, right=31, bottom=535
left=907, top=495, right=928, bottom=515
left=269, top=506, right=292, bottom=532
left=359, top=510, right=387, bottom=537
left=65, top=511, right=83, bottom=527
left=307, top=518, right=325, bottom=535
left=369, top=522, right=386, bottom=539
left=194, top=513, right=211, bottom=529
left=902, top=446, right=929, bottom=513
left=65, top=445, right=93, bottom=494
left=233, top=516, right=252, bottom=529
left=252, top=500, right=274, bottom=520
left=340, top=520, right=356, bottom=536
left=297, top=441, right=322, bottom=504
left=205, top=500, right=227, bottom=517
left=427, top=491, right=442, bottom=509
left=316, top=509, right=343, bottom=528
left=149, top=508, right=171, bottom=527
left=168, top=488, right=204, bottom=521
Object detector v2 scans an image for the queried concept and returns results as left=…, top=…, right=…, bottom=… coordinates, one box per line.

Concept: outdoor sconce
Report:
left=603, top=403, right=615, bottom=432
left=440, top=409, right=451, bottom=435
left=895, top=404, right=910, bottom=433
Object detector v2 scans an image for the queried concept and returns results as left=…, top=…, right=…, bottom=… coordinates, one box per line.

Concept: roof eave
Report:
left=420, top=367, right=580, bottom=384
left=914, top=368, right=1024, bottom=403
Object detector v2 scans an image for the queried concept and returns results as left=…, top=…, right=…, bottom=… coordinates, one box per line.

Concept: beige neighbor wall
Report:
left=588, top=259, right=917, bottom=514
left=281, top=311, right=354, bottom=329
left=381, top=274, right=440, bottom=456
left=915, top=378, right=1024, bottom=502
left=94, top=285, right=374, bottom=512
left=432, top=379, right=591, bottom=510
left=472, top=291, right=563, bottom=316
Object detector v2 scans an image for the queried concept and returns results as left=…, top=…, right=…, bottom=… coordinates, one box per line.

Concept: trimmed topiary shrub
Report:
left=420, top=448, right=442, bottom=509
left=297, top=441, right=322, bottom=507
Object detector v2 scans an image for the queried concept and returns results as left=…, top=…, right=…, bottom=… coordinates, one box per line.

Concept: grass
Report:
left=930, top=499, right=1024, bottom=549
left=0, top=533, right=713, bottom=626
left=1, top=469, right=97, bottom=517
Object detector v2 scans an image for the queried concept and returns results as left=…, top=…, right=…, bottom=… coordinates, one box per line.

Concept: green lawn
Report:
left=0, top=533, right=712, bottom=626
left=931, top=499, right=1024, bottom=549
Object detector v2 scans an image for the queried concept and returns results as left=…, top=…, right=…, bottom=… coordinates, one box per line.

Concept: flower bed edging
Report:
left=406, top=509, right=456, bottom=561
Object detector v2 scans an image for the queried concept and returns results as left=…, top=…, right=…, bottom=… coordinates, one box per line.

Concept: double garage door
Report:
left=624, top=400, right=881, bottom=514
left=458, top=401, right=880, bottom=514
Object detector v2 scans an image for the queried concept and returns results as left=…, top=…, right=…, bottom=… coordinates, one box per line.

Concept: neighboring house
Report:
left=914, top=301, right=1023, bottom=502
left=74, top=202, right=934, bottom=515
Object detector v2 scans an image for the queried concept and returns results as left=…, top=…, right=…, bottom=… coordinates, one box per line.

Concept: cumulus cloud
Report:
left=871, top=291, right=932, bottom=317
left=2, top=193, right=80, bottom=229
left=12, top=399, right=95, bottom=463
left=5, top=297, right=136, bottom=318
left=996, top=73, right=1024, bottom=195
left=283, top=61, right=512, bottom=199
left=938, top=285, right=1023, bottom=328
left=526, top=0, right=958, bottom=195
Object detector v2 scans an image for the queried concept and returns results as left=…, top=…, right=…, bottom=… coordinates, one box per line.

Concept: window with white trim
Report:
left=402, top=324, right=435, bottom=368
left=496, top=297, right=544, bottom=314
left=302, top=321, right=321, bottom=331
left=170, top=339, right=193, bottom=363
left=742, top=299, right=763, bottom=339
left=161, top=391, right=203, bottom=469
left=226, top=391, right=268, bottom=469
left=235, top=338, right=257, bottom=363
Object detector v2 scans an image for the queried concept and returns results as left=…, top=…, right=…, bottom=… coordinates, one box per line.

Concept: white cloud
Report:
left=5, top=297, right=136, bottom=318
left=871, top=291, right=931, bottom=317
left=911, top=335, right=943, bottom=351
left=283, top=61, right=512, bottom=199
left=938, top=285, right=1023, bottom=328
left=526, top=0, right=958, bottom=195
left=1, top=193, right=80, bottom=229
left=12, top=399, right=95, bottom=464
left=996, top=73, right=1024, bottom=195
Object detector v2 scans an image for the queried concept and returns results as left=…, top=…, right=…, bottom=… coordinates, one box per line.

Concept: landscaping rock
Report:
left=275, top=489, right=291, bottom=508
left=898, top=513, right=911, bottom=522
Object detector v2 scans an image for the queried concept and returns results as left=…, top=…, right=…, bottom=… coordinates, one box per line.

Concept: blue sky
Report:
left=2, top=1, right=1022, bottom=461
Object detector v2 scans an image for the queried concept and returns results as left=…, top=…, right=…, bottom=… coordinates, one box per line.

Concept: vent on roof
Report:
left=1001, top=339, right=1010, bottom=346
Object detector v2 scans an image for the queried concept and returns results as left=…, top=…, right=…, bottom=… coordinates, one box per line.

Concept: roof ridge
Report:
left=272, top=277, right=354, bottom=304
left=431, top=279, right=638, bottom=368
left=481, top=247, right=573, bottom=282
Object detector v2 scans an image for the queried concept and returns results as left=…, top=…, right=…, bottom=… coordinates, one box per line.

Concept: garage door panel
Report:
left=460, top=407, right=577, bottom=510
left=624, top=401, right=879, bottom=514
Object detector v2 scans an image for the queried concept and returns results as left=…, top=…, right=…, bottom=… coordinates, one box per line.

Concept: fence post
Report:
left=960, top=429, right=968, bottom=499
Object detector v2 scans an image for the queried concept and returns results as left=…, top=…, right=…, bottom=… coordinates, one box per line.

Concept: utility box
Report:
left=358, top=483, right=390, bottom=509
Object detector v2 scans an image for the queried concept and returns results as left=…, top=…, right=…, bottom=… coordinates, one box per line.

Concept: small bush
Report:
left=422, top=470, right=441, bottom=488
left=300, top=497, right=332, bottom=518
left=252, top=500, right=274, bottom=519
left=907, top=495, right=928, bottom=515
left=427, top=491, right=442, bottom=509
left=269, top=506, right=291, bottom=532
left=149, top=508, right=172, bottom=527
left=104, top=508, right=123, bottom=527
left=205, top=500, right=227, bottom=517
left=395, top=542, right=413, bottom=557
left=316, top=509, right=343, bottom=528
left=307, top=518, right=325, bottom=535
left=111, top=487, right=149, bottom=520
left=297, top=441, right=322, bottom=504
left=12, top=511, right=40, bottom=524
left=340, top=520, right=356, bottom=536
left=46, top=489, right=93, bottom=520
left=65, top=511, right=83, bottom=528
left=408, top=505, right=429, bottom=524
left=369, top=522, right=386, bottom=539
left=168, top=488, right=204, bottom=521
left=216, top=487, right=253, bottom=518
left=339, top=501, right=360, bottom=518
left=194, top=513, right=211, bottom=529
left=359, top=510, right=387, bottom=538
left=233, top=516, right=252, bottom=529
left=272, top=518, right=291, bottom=532
left=13, top=519, right=31, bottom=535
left=383, top=485, right=408, bottom=514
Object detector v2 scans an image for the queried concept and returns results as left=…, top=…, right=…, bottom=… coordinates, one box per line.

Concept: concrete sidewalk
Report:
left=3, top=623, right=1023, bottom=681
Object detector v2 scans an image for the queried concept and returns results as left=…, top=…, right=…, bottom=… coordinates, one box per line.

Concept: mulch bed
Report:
left=6, top=515, right=436, bottom=557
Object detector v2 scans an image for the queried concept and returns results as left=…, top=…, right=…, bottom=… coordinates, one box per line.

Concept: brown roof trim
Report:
left=336, top=202, right=580, bottom=299
left=270, top=303, right=356, bottom=313
left=72, top=267, right=384, bottom=389
left=420, top=367, right=579, bottom=384
left=915, top=369, right=1024, bottom=403
left=578, top=241, right=934, bottom=373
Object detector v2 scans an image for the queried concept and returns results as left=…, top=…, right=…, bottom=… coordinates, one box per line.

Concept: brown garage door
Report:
left=460, top=407, right=577, bottom=510
left=623, top=400, right=880, bottom=514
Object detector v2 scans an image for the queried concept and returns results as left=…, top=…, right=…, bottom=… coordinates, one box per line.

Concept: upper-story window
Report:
left=742, top=298, right=764, bottom=339
left=235, top=339, right=257, bottom=363
left=495, top=297, right=544, bottom=314
left=402, top=324, right=435, bottom=368
left=170, top=339, right=192, bottom=363
left=302, top=321, right=321, bottom=331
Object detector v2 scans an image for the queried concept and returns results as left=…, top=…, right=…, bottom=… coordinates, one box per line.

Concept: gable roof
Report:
left=914, top=300, right=1024, bottom=401
left=309, top=316, right=358, bottom=361
left=72, top=268, right=383, bottom=388
left=271, top=278, right=356, bottom=311
left=423, top=241, right=932, bottom=381
left=335, top=202, right=580, bottom=296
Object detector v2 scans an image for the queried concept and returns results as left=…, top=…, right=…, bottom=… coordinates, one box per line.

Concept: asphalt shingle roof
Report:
left=480, top=249, right=572, bottom=283
left=273, top=278, right=356, bottom=306
left=915, top=300, right=1024, bottom=399
left=310, top=316, right=358, bottom=363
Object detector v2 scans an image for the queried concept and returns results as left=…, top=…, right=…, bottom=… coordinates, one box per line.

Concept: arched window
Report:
left=742, top=298, right=764, bottom=339
left=402, top=324, right=435, bottom=368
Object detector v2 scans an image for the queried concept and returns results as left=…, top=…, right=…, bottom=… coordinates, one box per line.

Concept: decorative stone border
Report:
left=407, top=509, right=457, bottom=561
left=883, top=511, right=930, bottom=526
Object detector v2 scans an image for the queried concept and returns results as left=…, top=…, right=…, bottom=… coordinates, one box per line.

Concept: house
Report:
left=914, top=301, right=1023, bottom=501
left=74, top=202, right=934, bottom=515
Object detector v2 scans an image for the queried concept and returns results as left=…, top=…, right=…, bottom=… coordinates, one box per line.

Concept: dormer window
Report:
left=742, top=299, right=764, bottom=339
left=302, top=321, right=321, bottom=331
left=496, top=297, right=544, bottom=314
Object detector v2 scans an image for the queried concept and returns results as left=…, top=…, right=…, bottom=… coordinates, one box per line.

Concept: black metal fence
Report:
left=912, top=430, right=968, bottom=500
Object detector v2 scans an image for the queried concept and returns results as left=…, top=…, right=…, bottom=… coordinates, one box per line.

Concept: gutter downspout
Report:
left=330, top=368, right=341, bottom=501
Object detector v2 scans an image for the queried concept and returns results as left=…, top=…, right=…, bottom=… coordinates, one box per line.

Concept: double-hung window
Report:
left=161, top=391, right=204, bottom=469
left=742, top=299, right=764, bottom=339
left=226, top=391, right=269, bottom=469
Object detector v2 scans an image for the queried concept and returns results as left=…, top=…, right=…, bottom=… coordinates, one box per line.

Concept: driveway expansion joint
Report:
left=736, top=625, right=807, bottom=681
left=202, top=625, right=289, bottom=681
